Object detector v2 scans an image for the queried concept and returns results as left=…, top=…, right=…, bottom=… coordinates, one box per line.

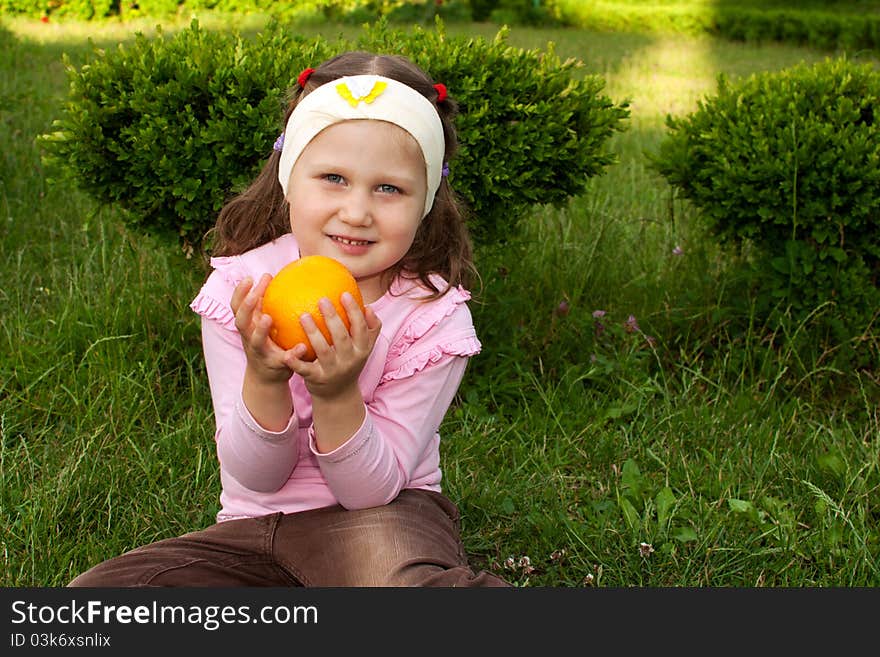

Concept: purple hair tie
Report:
left=441, top=162, right=450, bottom=177
left=273, top=133, right=285, bottom=152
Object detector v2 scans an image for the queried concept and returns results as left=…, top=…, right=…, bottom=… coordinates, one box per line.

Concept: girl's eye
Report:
left=377, top=184, right=400, bottom=194
left=324, top=173, right=344, bottom=184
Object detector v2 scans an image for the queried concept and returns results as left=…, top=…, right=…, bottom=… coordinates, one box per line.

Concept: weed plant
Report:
left=1, top=16, right=878, bottom=586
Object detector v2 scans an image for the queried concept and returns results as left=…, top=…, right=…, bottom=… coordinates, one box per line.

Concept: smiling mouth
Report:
left=330, top=235, right=373, bottom=246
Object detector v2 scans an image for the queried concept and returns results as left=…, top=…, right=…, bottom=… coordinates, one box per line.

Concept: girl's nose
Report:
left=339, top=190, right=372, bottom=226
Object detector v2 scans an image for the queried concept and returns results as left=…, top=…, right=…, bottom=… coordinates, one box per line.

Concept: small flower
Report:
left=503, top=556, right=516, bottom=570
left=40, top=14, right=49, bottom=23
left=555, top=300, right=570, bottom=317
left=518, top=556, right=535, bottom=574
left=582, top=573, right=595, bottom=586
left=639, top=542, right=655, bottom=558
left=645, top=335, right=657, bottom=348
left=624, top=314, right=639, bottom=333
left=550, top=549, right=567, bottom=562
left=672, top=245, right=684, bottom=256
left=591, top=309, right=606, bottom=319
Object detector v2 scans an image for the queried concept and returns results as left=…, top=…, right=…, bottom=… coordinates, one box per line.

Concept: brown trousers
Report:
left=68, top=489, right=510, bottom=587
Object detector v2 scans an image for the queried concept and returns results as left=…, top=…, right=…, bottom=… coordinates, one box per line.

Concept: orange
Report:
left=261, top=255, right=365, bottom=361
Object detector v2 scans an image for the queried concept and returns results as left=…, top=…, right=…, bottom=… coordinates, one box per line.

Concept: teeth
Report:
left=333, top=236, right=371, bottom=246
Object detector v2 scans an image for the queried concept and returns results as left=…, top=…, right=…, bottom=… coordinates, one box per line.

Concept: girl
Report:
left=69, top=51, right=509, bottom=587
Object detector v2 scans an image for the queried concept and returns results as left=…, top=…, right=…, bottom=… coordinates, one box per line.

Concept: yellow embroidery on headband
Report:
left=336, top=80, right=388, bottom=107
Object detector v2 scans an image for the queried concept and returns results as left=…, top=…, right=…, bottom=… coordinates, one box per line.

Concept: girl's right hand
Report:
left=231, top=274, right=307, bottom=384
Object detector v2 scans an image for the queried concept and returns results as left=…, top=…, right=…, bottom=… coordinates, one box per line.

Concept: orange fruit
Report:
left=261, top=255, right=365, bottom=361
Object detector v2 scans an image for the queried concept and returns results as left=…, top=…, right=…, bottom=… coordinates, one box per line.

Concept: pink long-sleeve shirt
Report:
left=189, top=233, right=481, bottom=521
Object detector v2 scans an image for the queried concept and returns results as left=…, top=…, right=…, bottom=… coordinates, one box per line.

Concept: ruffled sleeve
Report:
left=381, top=284, right=481, bottom=383
left=189, top=255, right=247, bottom=329
left=189, top=234, right=301, bottom=328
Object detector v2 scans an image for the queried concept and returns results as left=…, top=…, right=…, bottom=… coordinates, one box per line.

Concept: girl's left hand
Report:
left=288, top=291, right=382, bottom=400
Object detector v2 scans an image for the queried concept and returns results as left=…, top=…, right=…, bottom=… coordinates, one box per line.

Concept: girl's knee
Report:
left=67, top=558, right=148, bottom=587
left=326, top=496, right=466, bottom=586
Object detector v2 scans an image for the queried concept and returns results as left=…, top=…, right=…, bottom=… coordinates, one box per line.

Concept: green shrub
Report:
left=0, top=0, right=115, bottom=19
left=468, top=0, right=495, bottom=21
left=6, top=0, right=880, bottom=47
left=651, top=58, right=880, bottom=362
left=0, top=0, right=43, bottom=18
left=38, top=21, right=335, bottom=248
left=712, top=8, right=880, bottom=52
left=324, top=0, right=475, bottom=25
left=553, top=0, right=880, bottom=52
left=196, top=0, right=328, bottom=25
left=56, top=0, right=116, bottom=20
left=39, top=19, right=628, bottom=249
left=120, top=0, right=182, bottom=18
left=488, top=0, right=559, bottom=27
left=386, top=0, right=472, bottom=24
left=0, top=0, right=470, bottom=24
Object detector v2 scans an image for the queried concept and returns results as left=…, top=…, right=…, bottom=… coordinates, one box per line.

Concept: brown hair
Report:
left=207, top=51, right=474, bottom=297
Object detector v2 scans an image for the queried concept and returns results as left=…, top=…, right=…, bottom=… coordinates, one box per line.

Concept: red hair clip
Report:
left=297, top=67, right=315, bottom=88
left=433, top=83, right=447, bottom=103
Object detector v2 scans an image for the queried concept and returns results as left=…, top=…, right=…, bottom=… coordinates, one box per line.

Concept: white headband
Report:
left=277, top=74, right=445, bottom=218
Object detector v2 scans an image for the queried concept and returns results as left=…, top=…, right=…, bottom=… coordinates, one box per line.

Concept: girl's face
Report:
left=285, top=119, right=427, bottom=304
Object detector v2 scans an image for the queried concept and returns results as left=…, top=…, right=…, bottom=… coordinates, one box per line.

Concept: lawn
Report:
left=1, top=12, right=878, bottom=587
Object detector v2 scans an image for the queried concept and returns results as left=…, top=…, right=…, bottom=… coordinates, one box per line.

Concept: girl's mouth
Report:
left=330, top=235, right=373, bottom=246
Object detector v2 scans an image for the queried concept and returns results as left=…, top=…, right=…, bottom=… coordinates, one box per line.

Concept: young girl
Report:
left=69, top=51, right=509, bottom=587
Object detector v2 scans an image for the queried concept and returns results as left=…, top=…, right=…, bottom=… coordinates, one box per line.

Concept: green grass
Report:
left=1, top=14, right=878, bottom=587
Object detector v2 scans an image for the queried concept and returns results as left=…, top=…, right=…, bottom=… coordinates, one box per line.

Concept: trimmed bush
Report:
left=39, top=22, right=335, bottom=249
left=39, top=19, right=628, bottom=249
left=651, top=58, right=880, bottom=359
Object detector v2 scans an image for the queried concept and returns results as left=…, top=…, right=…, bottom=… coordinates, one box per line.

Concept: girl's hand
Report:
left=288, top=291, right=382, bottom=401
left=231, top=274, right=306, bottom=384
